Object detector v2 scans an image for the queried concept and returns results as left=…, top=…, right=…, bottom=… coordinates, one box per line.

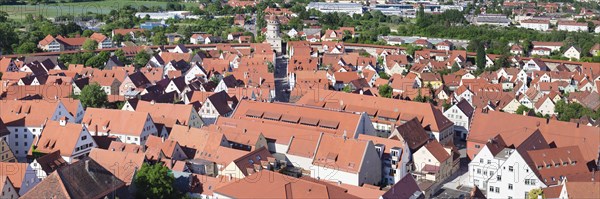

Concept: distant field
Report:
left=0, top=0, right=197, bottom=21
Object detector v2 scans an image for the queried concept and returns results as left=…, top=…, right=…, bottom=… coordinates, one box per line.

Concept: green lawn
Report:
left=0, top=0, right=198, bottom=21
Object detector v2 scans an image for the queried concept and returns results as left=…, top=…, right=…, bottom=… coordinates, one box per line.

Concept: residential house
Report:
left=557, top=21, right=589, bottom=32
left=443, top=99, right=474, bottom=140
left=20, top=159, right=125, bottom=199
left=357, top=134, right=411, bottom=186
left=0, top=162, right=44, bottom=196
left=131, top=100, right=204, bottom=132
left=89, top=32, right=113, bottom=49
left=0, top=100, right=78, bottom=159
left=563, top=46, right=582, bottom=60
left=199, top=91, right=238, bottom=123
left=520, top=19, right=550, bottom=31
left=412, top=140, right=454, bottom=186
left=82, top=108, right=158, bottom=145
left=296, top=89, right=453, bottom=143
left=213, top=170, right=360, bottom=198
left=112, top=28, right=146, bottom=41
left=220, top=147, right=276, bottom=178
left=0, top=176, right=19, bottom=199
left=88, top=148, right=146, bottom=186
left=435, top=40, right=453, bottom=51
left=31, top=119, right=96, bottom=163
left=310, top=134, right=382, bottom=186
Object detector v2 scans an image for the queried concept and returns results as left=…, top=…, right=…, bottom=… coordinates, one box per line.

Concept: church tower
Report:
left=265, top=14, right=282, bottom=53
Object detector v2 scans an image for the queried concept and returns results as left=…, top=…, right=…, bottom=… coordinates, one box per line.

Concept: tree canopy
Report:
left=134, top=163, right=179, bottom=199
left=379, top=84, right=393, bottom=98
left=79, top=83, right=108, bottom=108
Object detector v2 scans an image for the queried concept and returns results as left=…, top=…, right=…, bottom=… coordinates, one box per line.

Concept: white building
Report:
left=443, top=99, right=474, bottom=140
left=563, top=46, right=581, bottom=60
left=82, top=108, right=158, bottom=145
left=357, top=134, right=411, bottom=185
left=520, top=19, right=550, bottom=31
left=34, top=120, right=97, bottom=163
left=557, top=21, right=589, bottom=32
left=306, top=2, right=363, bottom=15
left=265, top=15, right=282, bottom=53
left=0, top=100, right=79, bottom=160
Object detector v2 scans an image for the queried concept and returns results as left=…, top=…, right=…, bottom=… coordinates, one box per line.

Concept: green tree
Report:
left=342, top=85, right=353, bottom=93
left=379, top=84, right=393, bottom=98
left=114, top=49, right=127, bottom=64
left=476, top=42, right=486, bottom=70
left=378, top=71, right=390, bottom=80
left=82, top=29, right=94, bottom=37
left=133, top=51, right=151, bottom=69
left=516, top=105, right=530, bottom=115
left=79, top=83, right=108, bottom=108
left=15, top=42, right=39, bottom=54
left=113, top=34, right=124, bottom=44
left=134, top=163, right=178, bottom=199
left=528, top=188, right=544, bottom=199
left=152, top=32, right=167, bottom=45
left=82, top=39, right=98, bottom=51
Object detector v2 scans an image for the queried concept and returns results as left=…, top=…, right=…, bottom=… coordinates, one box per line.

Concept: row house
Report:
left=274, top=131, right=383, bottom=187
left=296, top=89, right=454, bottom=144
left=230, top=99, right=377, bottom=139
left=0, top=100, right=81, bottom=160
left=467, top=109, right=599, bottom=162
left=357, top=134, right=411, bottom=186
left=89, top=33, right=113, bottom=49
left=443, top=99, right=474, bottom=140
left=20, top=159, right=124, bottom=199
left=31, top=119, right=96, bottom=163
left=0, top=162, right=44, bottom=196
left=112, top=28, right=147, bottom=41
left=37, top=35, right=86, bottom=52
left=557, top=21, right=589, bottom=32
left=320, top=27, right=355, bottom=41
left=82, top=108, right=158, bottom=145
left=520, top=19, right=550, bottom=31
left=126, top=100, right=204, bottom=133
left=412, top=139, right=457, bottom=192
left=532, top=41, right=563, bottom=52
left=88, top=148, right=146, bottom=186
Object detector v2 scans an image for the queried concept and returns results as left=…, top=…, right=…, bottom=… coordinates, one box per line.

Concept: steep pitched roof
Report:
left=134, top=101, right=202, bottom=128
left=423, top=140, right=451, bottom=162
left=312, top=134, right=369, bottom=174
left=88, top=148, right=145, bottom=185
left=20, top=158, right=125, bottom=199
left=469, top=109, right=600, bottom=161
left=83, top=108, right=151, bottom=136
left=381, top=174, right=423, bottom=199
left=389, top=118, right=429, bottom=152
left=34, top=121, right=90, bottom=157
left=214, top=170, right=360, bottom=199
left=296, top=89, right=453, bottom=133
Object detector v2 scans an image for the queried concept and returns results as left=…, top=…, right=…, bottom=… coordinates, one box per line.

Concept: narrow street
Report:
left=273, top=55, right=289, bottom=102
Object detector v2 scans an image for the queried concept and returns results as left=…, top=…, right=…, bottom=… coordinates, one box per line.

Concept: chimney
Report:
left=546, top=117, right=550, bottom=124
left=59, top=117, right=68, bottom=126
left=577, top=122, right=580, bottom=128
left=162, top=136, right=165, bottom=143
left=85, top=159, right=90, bottom=172
left=151, top=100, right=155, bottom=104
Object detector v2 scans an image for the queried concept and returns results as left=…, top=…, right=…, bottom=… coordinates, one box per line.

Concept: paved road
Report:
left=273, top=55, right=289, bottom=102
